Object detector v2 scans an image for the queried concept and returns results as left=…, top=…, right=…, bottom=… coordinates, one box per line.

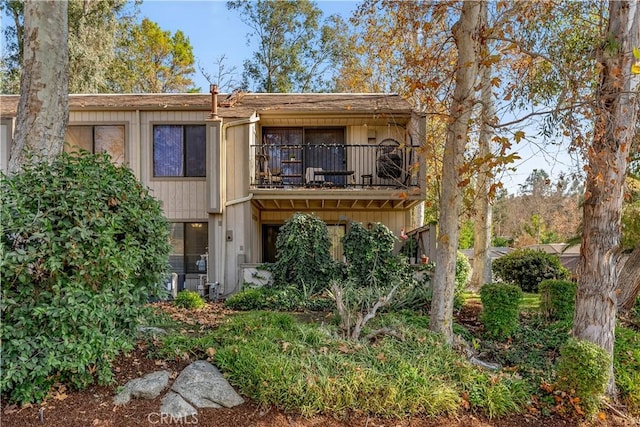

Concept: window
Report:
left=65, top=125, right=126, bottom=165
left=169, top=222, right=209, bottom=274
left=262, top=223, right=345, bottom=263
left=261, top=127, right=346, bottom=185
left=153, top=125, right=206, bottom=177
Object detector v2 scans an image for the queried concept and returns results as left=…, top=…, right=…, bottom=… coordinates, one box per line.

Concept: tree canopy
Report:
left=107, top=18, right=196, bottom=93
left=226, top=0, right=347, bottom=92
left=1, top=1, right=196, bottom=94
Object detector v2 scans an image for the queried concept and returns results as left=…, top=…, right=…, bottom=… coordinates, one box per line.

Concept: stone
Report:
left=137, top=326, right=167, bottom=336
left=113, top=370, right=170, bottom=405
left=160, top=391, right=198, bottom=419
left=171, top=360, right=244, bottom=408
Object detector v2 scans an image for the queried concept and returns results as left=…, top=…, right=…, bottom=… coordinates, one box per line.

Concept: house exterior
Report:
left=0, top=91, right=427, bottom=297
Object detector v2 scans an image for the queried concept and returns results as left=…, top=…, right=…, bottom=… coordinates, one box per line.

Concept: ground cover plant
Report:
left=0, top=152, right=170, bottom=404
left=152, top=310, right=530, bottom=419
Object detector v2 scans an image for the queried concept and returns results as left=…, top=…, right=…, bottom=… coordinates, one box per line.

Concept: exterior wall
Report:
left=216, top=120, right=257, bottom=296
left=1, top=99, right=425, bottom=299
left=0, top=118, right=13, bottom=173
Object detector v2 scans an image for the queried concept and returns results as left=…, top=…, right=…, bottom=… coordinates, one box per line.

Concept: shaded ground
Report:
left=2, top=302, right=637, bottom=427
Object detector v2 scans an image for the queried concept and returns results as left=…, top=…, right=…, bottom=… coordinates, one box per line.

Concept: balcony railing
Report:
left=251, top=142, right=421, bottom=189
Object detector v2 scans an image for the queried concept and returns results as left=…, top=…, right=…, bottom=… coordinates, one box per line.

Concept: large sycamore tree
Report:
left=573, top=0, right=639, bottom=395
left=8, top=0, right=68, bottom=173
left=430, top=0, right=483, bottom=342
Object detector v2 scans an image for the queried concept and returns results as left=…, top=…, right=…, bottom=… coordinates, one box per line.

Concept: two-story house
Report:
left=0, top=91, right=427, bottom=297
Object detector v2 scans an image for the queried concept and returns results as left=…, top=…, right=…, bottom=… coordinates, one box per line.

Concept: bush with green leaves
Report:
left=174, top=290, right=206, bottom=309
left=224, top=285, right=334, bottom=312
left=333, top=222, right=414, bottom=339
left=480, top=283, right=523, bottom=340
left=538, top=279, right=576, bottom=322
left=268, top=213, right=336, bottom=293
left=1, top=152, right=170, bottom=404
left=342, top=221, right=410, bottom=288
left=615, top=326, right=640, bottom=414
left=555, top=338, right=611, bottom=416
left=492, top=248, right=570, bottom=292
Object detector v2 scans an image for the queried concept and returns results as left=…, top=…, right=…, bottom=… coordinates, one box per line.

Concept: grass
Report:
left=154, top=310, right=529, bottom=419
left=463, top=291, right=539, bottom=311
left=148, top=292, right=640, bottom=420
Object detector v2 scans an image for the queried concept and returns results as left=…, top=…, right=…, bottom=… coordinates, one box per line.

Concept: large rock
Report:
left=171, top=360, right=244, bottom=408
left=160, top=391, right=198, bottom=419
left=113, top=370, right=170, bottom=405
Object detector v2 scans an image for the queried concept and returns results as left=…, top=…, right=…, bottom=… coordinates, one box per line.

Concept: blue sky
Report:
left=138, top=0, right=359, bottom=91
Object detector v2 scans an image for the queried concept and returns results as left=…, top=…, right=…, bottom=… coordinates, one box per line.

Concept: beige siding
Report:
left=259, top=210, right=413, bottom=236
left=139, top=110, right=209, bottom=220
left=147, top=180, right=207, bottom=220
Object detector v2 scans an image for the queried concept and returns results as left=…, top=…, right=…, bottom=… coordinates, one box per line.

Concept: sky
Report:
left=138, top=0, right=359, bottom=92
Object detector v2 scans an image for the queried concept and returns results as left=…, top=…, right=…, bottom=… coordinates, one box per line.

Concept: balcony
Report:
left=249, top=141, right=424, bottom=211
left=251, top=141, right=421, bottom=190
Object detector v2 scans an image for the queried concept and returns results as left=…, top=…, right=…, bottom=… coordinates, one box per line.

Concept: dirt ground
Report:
left=2, top=303, right=637, bottom=427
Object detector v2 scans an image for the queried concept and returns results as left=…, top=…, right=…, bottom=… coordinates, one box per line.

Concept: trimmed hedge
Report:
left=556, top=338, right=610, bottom=416
left=492, top=248, right=570, bottom=292
left=539, top=279, right=576, bottom=322
left=480, top=283, right=523, bottom=340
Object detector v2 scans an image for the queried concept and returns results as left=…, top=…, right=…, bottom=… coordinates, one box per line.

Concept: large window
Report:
left=65, top=125, right=126, bottom=165
left=261, top=127, right=346, bottom=185
left=153, top=125, right=206, bottom=177
left=169, top=222, right=209, bottom=274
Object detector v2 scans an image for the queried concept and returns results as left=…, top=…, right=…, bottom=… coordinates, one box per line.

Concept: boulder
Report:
left=171, top=360, right=244, bottom=408
left=160, top=391, right=198, bottom=419
left=113, top=370, right=170, bottom=405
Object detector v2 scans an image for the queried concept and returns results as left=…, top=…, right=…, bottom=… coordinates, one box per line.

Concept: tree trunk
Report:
left=573, top=0, right=639, bottom=397
left=617, top=243, right=640, bottom=312
left=430, top=0, right=482, bottom=344
left=8, top=0, right=69, bottom=173
left=470, top=4, right=494, bottom=292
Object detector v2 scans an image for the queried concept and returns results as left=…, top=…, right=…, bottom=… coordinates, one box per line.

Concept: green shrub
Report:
left=269, top=213, right=336, bottom=293
left=336, top=222, right=414, bottom=339
left=615, top=326, right=640, bottom=415
left=224, top=286, right=333, bottom=312
left=538, top=279, right=576, bottom=322
left=480, top=283, right=523, bottom=340
left=174, top=290, right=206, bottom=309
left=492, top=248, right=570, bottom=292
left=342, top=221, right=411, bottom=288
left=555, top=338, right=611, bottom=416
left=455, top=251, right=471, bottom=308
left=1, top=152, right=170, bottom=404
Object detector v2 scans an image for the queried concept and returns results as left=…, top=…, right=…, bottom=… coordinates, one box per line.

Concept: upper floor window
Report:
left=153, top=125, right=206, bottom=177
left=65, top=125, right=125, bottom=165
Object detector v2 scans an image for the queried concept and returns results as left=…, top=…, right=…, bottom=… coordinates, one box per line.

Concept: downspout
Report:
left=218, top=115, right=260, bottom=296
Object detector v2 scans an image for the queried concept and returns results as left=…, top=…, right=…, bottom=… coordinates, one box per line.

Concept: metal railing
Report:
left=251, top=143, right=420, bottom=189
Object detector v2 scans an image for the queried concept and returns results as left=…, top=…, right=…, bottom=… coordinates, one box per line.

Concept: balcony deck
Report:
left=250, top=142, right=423, bottom=211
